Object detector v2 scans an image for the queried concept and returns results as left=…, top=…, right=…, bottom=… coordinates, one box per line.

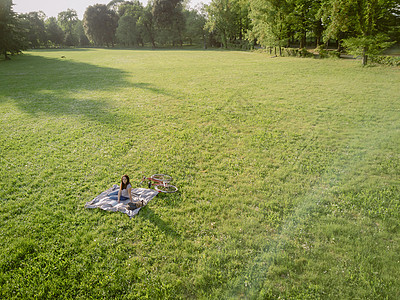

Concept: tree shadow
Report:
left=1, top=51, right=190, bottom=124
left=0, top=52, right=130, bottom=124
left=22, top=48, right=94, bottom=53
left=131, top=82, right=178, bottom=99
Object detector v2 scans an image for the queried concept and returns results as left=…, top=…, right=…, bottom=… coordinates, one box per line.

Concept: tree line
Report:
left=1, top=0, right=399, bottom=64
left=0, top=0, right=212, bottom=59
left=206, top=0, right=400, bottom=64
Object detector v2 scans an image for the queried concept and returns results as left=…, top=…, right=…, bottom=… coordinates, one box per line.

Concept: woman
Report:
left=109, top=174, right=133, bottom=203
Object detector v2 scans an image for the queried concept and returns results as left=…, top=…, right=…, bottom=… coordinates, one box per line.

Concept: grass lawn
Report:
left=1, top=49, right=399, bottom=299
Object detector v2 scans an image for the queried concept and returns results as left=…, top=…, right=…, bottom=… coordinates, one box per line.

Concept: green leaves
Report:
left=83, top=4, right=118, bottom=46
left=342, top=33, right=395, bottom=56
left=342, top=33, right=395, bottom=65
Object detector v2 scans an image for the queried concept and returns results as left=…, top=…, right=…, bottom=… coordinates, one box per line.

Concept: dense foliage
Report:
left=0, top=0, right=208, bottom=52
left=83, top=4, right=118, bottom=47
left=0, top=0, right=26, bottom=59
left=246, top=0, right=400, bottom=62
left=1, top=0, right=398, bottom=62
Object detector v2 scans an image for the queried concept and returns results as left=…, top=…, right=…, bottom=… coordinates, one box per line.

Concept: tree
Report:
left=183, top=8, right=207, bottom=46
left=248, top=0, right=292, bottom=55
left=206, top=0, right=239, bottom=48
left=152, top=0, right=185, bottom=46
left=0, top=0, right=26, bottom=59
left=319, top=0, right=358, bottom=50
left=57, top=9, right=78, bottom=46
left=116, top=1, right=145, bottom=46
left=236, top=0, right=252, bottom=42
left=83, top=4, right=118, bottom=47
left=338, top=0, right=398, bottom=65
left=57, top=9, right=78, bottom=35
left=137, top=4, right=156, bottom=48
left=117, top=14, right=139, bottom=46
left=386, top=0, right=400, bottom=41
left=206, top=0, right=252, bottom=48
left=73, top=20, right=90, bottom=47
left=342, top=34, right=395, bottom=64
left=288, top=0, right=319, bottom=48
left=19, top=11, right=47, bottom=48
left=311, top=0, right=325, bottom=47
left=108, top=0, right=126, bottom=12
left=45, top=17, right=64, bottom=46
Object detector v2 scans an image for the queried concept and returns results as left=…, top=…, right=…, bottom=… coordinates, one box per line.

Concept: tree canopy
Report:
left=244, top=0, right=400, bottom=61
left=2, top=0, right=399, bottom=64
left=0, top=0, right=26, bottom=59
left=83, top=4, right=118, bottom=47
left=46, top=17, right=64, bottom=46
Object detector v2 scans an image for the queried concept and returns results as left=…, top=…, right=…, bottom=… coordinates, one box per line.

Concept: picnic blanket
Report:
left=85, top=185, right=159, bottom=218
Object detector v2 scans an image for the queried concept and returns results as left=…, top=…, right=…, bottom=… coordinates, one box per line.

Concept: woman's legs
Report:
left=108, top=190, right=129, bottom=201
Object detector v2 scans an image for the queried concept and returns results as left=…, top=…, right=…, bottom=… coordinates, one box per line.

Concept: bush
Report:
left=300, top=47, right=314, bottom=58
left=282, top=48, right=313, bottom=58
left=316, top=46, right=327, bottom=58
left=329, top=50, right=341, bottom=58
left=315, top=46, right=340, bottom=59
left=369, top=55, right=400, bottom=67
left=282, top=47, right=299, bottom=57
left=227, top=40, right=252, bottom=50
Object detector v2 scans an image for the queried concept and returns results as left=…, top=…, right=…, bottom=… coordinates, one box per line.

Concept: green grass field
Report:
left=1, top=49, right=399, bottom=299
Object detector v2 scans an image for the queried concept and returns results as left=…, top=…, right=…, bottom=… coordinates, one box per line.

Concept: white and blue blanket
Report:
left=85, top=185, right=159, bottom=218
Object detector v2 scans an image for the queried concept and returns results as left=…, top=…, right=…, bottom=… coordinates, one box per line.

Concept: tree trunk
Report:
left=336, top=32, right=343, bottom=52
left=223, top=33, right=227, bottom=49
left=150, top=33, right=156, bottom=49
left=314, top=19, right=323, bottom=48
left=299, top=30, right=306, bottom=49
left=4, top=50, right=10, bottom=60
left=362, top=48, right=368, bottom=65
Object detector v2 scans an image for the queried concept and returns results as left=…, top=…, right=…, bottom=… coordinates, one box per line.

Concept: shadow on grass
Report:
left=131, top=82, right=178, bottom=99
left=140, top=207, right=180, bottom=238
left=0, top=52, right=130, bottom=124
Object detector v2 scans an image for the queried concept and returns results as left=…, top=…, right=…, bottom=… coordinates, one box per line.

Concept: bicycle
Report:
left=140, top=174, right=178, bottom=193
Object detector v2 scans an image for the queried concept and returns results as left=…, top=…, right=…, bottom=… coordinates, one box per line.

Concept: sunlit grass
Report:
left=0, top=49, right=399, bottom=299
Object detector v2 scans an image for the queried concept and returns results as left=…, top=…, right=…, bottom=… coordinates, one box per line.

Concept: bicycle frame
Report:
left=141, top=176, right=164, bottom=187
left=140, top=174, right=178, bottom=193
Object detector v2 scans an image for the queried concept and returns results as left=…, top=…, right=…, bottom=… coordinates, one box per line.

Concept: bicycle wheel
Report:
left=151, top=174, right=172, bottom=183
left=155, top=184, right=178, bottom=193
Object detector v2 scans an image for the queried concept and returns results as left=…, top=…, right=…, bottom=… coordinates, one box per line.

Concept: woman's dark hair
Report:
left=120, top=174, right=130, bottom=190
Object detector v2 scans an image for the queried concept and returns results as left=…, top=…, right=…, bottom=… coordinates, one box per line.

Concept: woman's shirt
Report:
left=121, top=183, right=132, bottom=198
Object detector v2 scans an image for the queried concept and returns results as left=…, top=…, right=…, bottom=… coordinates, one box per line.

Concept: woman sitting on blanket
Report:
left=109, top=174, right=133, bottom=203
